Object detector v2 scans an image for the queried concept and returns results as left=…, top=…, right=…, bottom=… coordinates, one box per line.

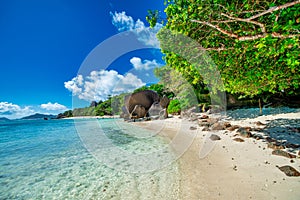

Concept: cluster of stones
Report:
left=187, top=111, right=300, bottom=177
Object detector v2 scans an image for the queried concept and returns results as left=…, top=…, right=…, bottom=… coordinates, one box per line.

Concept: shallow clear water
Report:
left=0, top=119, right=180, bottom=199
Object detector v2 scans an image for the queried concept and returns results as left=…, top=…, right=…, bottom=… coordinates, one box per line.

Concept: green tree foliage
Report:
left=167, top=99, right=181, bottom=114
left=151, top=0, right=300, bottom=98
left=154, top=65, right=200, bottom=108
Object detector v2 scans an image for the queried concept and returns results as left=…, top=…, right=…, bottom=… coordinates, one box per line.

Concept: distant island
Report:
left=0, top=117, right=10, bottom=121
left=21, top=113, right=57, bottom=120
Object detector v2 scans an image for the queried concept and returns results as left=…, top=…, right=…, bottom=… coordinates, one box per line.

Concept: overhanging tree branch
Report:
left=191, top=1, right=300, bottom=41
left=248, top=0, right=300, bottom=20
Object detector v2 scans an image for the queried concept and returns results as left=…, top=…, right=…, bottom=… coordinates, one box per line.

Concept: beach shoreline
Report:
left=133, top=111, right=300, bottom=199
left=61, top=115, right=120, bottom=120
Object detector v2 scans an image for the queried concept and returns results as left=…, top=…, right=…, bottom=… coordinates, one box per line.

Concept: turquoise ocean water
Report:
left=0, top=119, right=180, bottom=199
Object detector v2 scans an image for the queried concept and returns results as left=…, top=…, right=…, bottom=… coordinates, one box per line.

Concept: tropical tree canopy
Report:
left=149, top=0, right=300, bottom=98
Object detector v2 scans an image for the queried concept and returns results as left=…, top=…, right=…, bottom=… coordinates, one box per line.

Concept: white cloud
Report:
left=40, top=102, right=68, bottom=111
left=110, top=11, right=163, bottom=47
left=64, top=75, right=83, bottom=95
left=64, top=70, right=145, bottom=101
left=130, top=57, right=162, bottom=70
left=0, top=102, right=35, bottom=119
left=111, top=11, right=134, bottom=31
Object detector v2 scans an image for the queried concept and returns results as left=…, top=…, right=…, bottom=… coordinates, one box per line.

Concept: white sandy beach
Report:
left=134, top=111, right=300, bottom=200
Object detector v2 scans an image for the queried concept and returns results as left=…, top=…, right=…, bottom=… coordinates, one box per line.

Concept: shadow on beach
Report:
left=225, top=107, right=300, bottom=120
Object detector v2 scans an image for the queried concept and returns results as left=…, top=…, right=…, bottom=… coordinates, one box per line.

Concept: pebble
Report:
left=233, top=138, right=244, bottom=142
left=210, top=134, right=221, bottom=141
left=272, top=149, right=296, bottom=159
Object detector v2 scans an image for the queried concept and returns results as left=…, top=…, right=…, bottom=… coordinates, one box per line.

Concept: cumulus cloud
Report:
left=110, top=11, right=163, bottom=47
left=130, top=57, right=162, bottom=70
left=0, top=102, right=35, bottom=119
left=40, top=102, right=68, bottom=111
left=64, top=70, right=145, bottom=101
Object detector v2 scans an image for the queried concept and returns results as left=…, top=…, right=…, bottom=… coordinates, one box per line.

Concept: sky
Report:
left=0, top=0, right=167, bottom=119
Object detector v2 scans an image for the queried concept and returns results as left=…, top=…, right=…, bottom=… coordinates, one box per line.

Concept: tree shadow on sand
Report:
left=262, top=118, right=300, bottom=153
left=225, top=107, right=300, bottom=120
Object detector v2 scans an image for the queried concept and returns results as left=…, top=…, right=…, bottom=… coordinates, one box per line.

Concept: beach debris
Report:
left=277, top=165, right=300, bottom=177
left=233, top=165, right=238, bottom=171
left=233, top=138, right=245, bottom=142
left=190, top=126, right=197, bottom=130
left=264, top=160, right=270, bottom=164
left=237, top=127, right=253, bottom=138
left=210, top=134, right=221, bottom=141
left=272, top=150, right=296, bottom=159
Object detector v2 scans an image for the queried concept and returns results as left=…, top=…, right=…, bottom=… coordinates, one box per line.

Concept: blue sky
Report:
left=0, top=0, right=166, bottom=119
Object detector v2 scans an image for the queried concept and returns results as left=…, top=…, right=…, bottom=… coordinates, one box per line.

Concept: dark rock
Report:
left=237, top=127, right=252, bottom=138
left=224, top=122, right=231, bottom=128
left=211, top=122, right=226, bottom=130
left=287, top=127, right=300, bottom=133
left=233, top=138, right=244, bottom=142
left=277, top=165, right=300, bottom=177
left=265, top=137, right=277, bottom=143
left=252, top=127, right=264, bottom=132
left=202, top=127, right=210, bottom=131
left=272, top=150, right=296, bottom=158
left=252, top=134, right=264, bottom=140
left=285, top=143, right=300, bottom=149
left=190, top=126, right=197, bottom=130
left=244, top=127, right=252, bottom=131
left=227, top=125, right=240, bottom=131
left=210, top=134, right=221, bottom=141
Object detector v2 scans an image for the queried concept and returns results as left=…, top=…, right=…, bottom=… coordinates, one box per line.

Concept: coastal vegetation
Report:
left=148, top=0, right=300, bottom=105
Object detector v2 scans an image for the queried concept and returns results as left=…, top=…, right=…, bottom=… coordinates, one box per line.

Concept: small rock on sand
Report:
left=210, top=134, right=221, bottom=141
left=277, top=165, right=300, bottom=177
left=233, top=138, right=245, bottom=142
left=211, top=122, right=226, bottom=130
left=227, top=125, right=240, bottom=131
left=272, top=149, right=296, bottom=159
left=202, top=127, right=210, bottom=131
left=267, top=142, right=285, bottom=150
left=237, top=127, right=252, bottom=138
